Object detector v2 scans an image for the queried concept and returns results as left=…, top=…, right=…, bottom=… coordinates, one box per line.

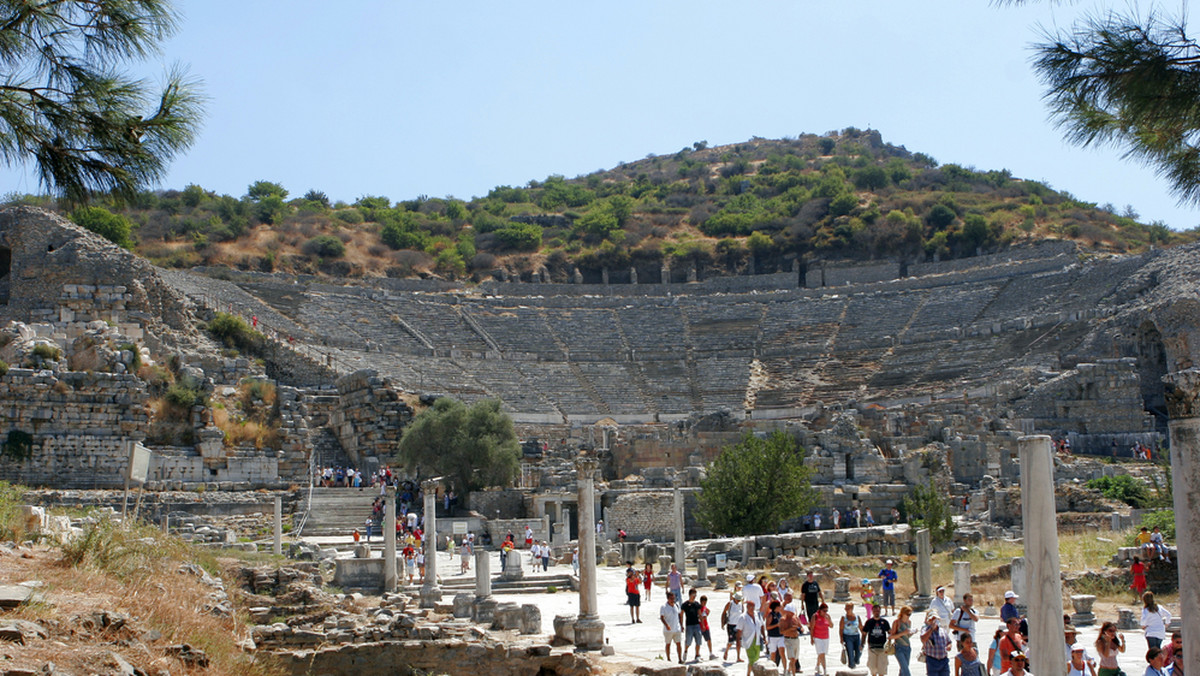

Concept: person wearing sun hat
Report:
left=930, top=585, right=955, bottom=625
left=743, top=573, right=764, bottom=618
left=1000, top=591, right=1020, bottom=624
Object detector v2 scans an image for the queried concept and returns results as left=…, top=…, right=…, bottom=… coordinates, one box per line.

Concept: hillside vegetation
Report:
left=7, top=129, right=1197, bottom=282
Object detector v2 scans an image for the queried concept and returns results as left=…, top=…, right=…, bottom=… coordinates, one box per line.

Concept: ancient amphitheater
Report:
left=1, top=205, right=1199, bottom=494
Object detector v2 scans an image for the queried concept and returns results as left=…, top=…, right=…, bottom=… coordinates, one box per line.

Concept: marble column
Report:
left=953, top=561, right=971, bottom=605
left=1019, top=435, right=1065, bottom=676
left=673, top=479, right=686, bottom=573
left=420, top=479, right=442, bottom=607
left=1010, top=557, right=1028, bottom=615
left=910, top=528, right=932, bottom=610
left=574, top=456, right=604, bottom=650
left=273, top=496, right=282, bottom=556
left=384, top=486, right=397, bottom=593
left=1163, top=369, right=1200, bottom=676
left=475, top=548, right=491, bottom=598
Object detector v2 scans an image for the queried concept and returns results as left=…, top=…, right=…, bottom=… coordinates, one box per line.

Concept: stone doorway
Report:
left=1136, top=321, right=1169, bottom=434
left=0, top=246, right=11, bottom=305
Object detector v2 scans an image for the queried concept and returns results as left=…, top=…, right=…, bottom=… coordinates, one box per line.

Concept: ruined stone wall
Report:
left=328, top=370, right=412, bottom=467
left=602, top=489, right=703, bottom=540
left=611, top=431, right=740, bottom=478
left=0, top=368, right=150, bottom=487
left=1015, top=359, right=1154, bottom=437
left=148, top=445, right=282, bottom=489
left=469, top=488, right=527, bottom=519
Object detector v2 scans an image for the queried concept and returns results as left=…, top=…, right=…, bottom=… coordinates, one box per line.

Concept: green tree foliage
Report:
left=925, top=203, right=956, bottom=230
left=900, top=481, right=955, bottom=545
left=206, top=312, right=264, bottom=353
left=0, top=0, right=204, bottom=207
left=246, top=180, right=287, bottom=202
left=1086, top=474, right=1150, bottom=508
left=695, top=431, right=818, bottom=536
left=302, top=235, right=345, bottom=258
left=1010, top=3, right=1200, bottom=205
left=853, top=166, right=890, bottom=191
left=494, top=222, right=542, bottom=251
left=303, top=189, right=330, bottom=208
left=395, top=398, right=520, bottom=495
left=70, top=206, right=135, bottom=249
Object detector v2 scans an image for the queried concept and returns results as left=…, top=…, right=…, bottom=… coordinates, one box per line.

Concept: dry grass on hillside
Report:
left=1, top=517, right=283, bottom=676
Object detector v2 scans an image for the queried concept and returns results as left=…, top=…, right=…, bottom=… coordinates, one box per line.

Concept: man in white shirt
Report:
left=930, top=586, right=955, bottom=625
left=660, top=591, right=684, bottom=664
left=737, top=599, right=766, bottom=675
left=742, top=574, right=764, bottom=617
left=949, top=593, right=978, bottom=643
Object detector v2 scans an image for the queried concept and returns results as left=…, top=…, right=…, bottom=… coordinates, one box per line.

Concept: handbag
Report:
left=885, top=640, right=896, bottom=656
left=917, top=650, right=927, bottom=663
left=841, top=648, right=848, bottom=665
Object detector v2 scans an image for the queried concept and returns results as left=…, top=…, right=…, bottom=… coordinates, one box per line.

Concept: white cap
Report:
left=1004, top=591, right=1018, bottom=599
left=747, top=573, right=756, bottom=582
left=886, top=559, right=894, bottom=565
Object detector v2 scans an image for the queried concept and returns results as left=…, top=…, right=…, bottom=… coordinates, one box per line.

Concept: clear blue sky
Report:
left=4, top=1, right=1197, bottom=230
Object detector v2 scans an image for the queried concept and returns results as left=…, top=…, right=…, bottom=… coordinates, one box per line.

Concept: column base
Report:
left=419, top=585, right=442, bottom=608
left=573, top=616, right=605, bottom=650
left=473, top=597, right=497, bottom=624
left=908, top=594, right=932, bottom=611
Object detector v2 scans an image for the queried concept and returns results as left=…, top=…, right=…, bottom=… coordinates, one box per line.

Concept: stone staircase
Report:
left=297, top=487, right=379, bottom=537
left=310, top=427, right=352, bottom=470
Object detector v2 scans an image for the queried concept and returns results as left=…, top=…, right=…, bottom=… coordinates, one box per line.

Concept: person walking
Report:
left=668, top=563, right=684, bottom=605
left=1140, top=592, right=1171, bottom=649
left=626, top=568, right=642, bottom=623
left=643, top=562, right=654, bottom=601
left=879, top=560, right=898, bottom=616
left=801, top=570, right=824, bottom=621
left=1094, top=622, right=1126, bottom=676
left=1131, top=557, right=1148, bottom=603
left=949, top=593, right=978, bottom=644
left=890, top=606, right=914, bottom=676
left=863, top=603, right=892, bottom=676
left=738, top=599, right=766, bottom=675
left=812, top=602, right=832, bottom=675
left=700, top=595, right=717, bottom=661
left=660, top=591, right=684, bottom=664
left=765, top=599, right=787, bottom=667
left=682, top=589, right=704, bottom=662
left=930, top=586, right=955, bottom=626
left=840, top=602, right=863, bottom=669
left=1144, top=647, right=1169, bottom=676
left=722, top=590, right=745, bottom=663
left=955, top=634, right=984, bottom=676
left=921, top=613, right=952, bottom=676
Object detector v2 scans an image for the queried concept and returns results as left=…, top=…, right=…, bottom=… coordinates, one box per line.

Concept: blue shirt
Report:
left=879, top=568, right=897, bottom=591
left=1000, top=601, right=1020, bottom=623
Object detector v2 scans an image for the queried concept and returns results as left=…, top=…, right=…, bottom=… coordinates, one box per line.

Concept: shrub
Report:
left=494, top=223, right=543, bottom=251
left=70, top=206, right=135, bottom=249
left=302, top=235, right=345, bottom=258
left=165, top=383, right=204, bottom=409
left=206, top=312, right=264, bottom=354
left=31, top=343, right=61, bottom=361
left=333, top=208, right=364, bottom=225
left=1086, top=474, right=1150, bottom=508
left=0, top=360, right=8, bottom=376
left=900, top=481, right=955, bottom=544
left=118, top=343, right=142, bottom=372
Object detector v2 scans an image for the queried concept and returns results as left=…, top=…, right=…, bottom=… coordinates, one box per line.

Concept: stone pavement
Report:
left=431, top=551, right=1155, bottom=675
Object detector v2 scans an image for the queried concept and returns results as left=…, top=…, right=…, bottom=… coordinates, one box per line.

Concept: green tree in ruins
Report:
left=395, top=398, right=520, bottom=495
left=695, top=431, right=818, bottom=536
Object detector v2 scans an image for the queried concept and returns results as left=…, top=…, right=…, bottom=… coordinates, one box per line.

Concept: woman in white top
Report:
left=1140, top=592, right=1171, bottom=649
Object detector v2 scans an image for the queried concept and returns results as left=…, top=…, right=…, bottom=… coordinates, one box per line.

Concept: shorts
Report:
left=627, top=592, right=640, bottom=607
left=882, top=588, right=896, bottom=606
left=768, top=636, right=786, bottom=653
left=702, top=628, right=712, bottom=642
left=746, top=642, right=761, bottom=664
left=685, top=625, right=704, bottom=647
left=868, top=648, right=889, bottom=673
left=784, top=636, right=801, bottom=660
left=727, top=624, right=740, bottom=643
left=814, top=637, right=830, bottom=654
left=664, top=629, right=682, bottom=643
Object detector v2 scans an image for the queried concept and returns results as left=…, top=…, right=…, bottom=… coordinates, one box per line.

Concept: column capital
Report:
left=1164, top=368, right=1200, bottom=419
left=421, top=477, right=441, bottom=491
left=574, top=456, right=598, bottom=476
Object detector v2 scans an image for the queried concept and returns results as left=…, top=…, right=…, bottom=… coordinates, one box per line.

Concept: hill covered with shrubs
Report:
left=9, top=128, right=1196, bottom=281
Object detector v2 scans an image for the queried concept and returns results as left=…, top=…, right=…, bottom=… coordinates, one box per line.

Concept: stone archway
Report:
left=593, top=417, right=618, bottom=451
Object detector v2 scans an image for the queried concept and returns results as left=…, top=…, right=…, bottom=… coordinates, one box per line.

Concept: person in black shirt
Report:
left=681, top=589, right=704, bottom=662
left=800, top=571, right=824, bottom=622
left=863, top=604, right=892, bottom=676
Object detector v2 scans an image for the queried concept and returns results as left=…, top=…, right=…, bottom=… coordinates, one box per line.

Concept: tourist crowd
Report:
left=642, top=563, right=1182, bottom=676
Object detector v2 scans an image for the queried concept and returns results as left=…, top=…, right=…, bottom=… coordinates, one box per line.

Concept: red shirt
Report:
left=626, top=576, right=640, bottom=595
left=813, top=613, right=831, bottom=639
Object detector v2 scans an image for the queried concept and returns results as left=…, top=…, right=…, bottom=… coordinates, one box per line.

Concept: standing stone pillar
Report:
left=1163, top=369, right=1200, bottom=676
left=384, top=486, right=397, bottom=593
left=273, top=496, right=282, bottom=556
left=475, top=548, right=491, bottom=598
left=909, top=528, right=933, bottom=610
left=1010, top=557, right=1027, bottom=614
left=574, top=456, right=604, bottom=650
left=420, top=479, right=442, bottom=607
left=833, top=577, right=851, bottom=602
left=953, top=561, right=971, bottom=604
left=1019, top=435, right=1066, bottom=676
left=673, top=480, right=686, bottom=573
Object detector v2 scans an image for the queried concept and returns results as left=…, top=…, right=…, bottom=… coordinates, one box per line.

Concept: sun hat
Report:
left=1004, top=591, right=1017, bottom=599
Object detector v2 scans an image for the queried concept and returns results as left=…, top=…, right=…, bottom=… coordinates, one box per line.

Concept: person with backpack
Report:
left=949, top=594, right=977, bottom=644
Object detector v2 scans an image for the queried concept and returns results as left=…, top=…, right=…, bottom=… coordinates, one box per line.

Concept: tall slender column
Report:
left=1019, top=435, right=1065, bottom=676
left=420, top=479, right=442, bottom=607
left=1164, top=369, right=1200, bottom=676
left=273, top=496, right=282, bottom=556
left=574, top=456, right=604, bottom=649
left=673, top=478, right=686, bottom=573
left=384, top=485, right=397, bottom=592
